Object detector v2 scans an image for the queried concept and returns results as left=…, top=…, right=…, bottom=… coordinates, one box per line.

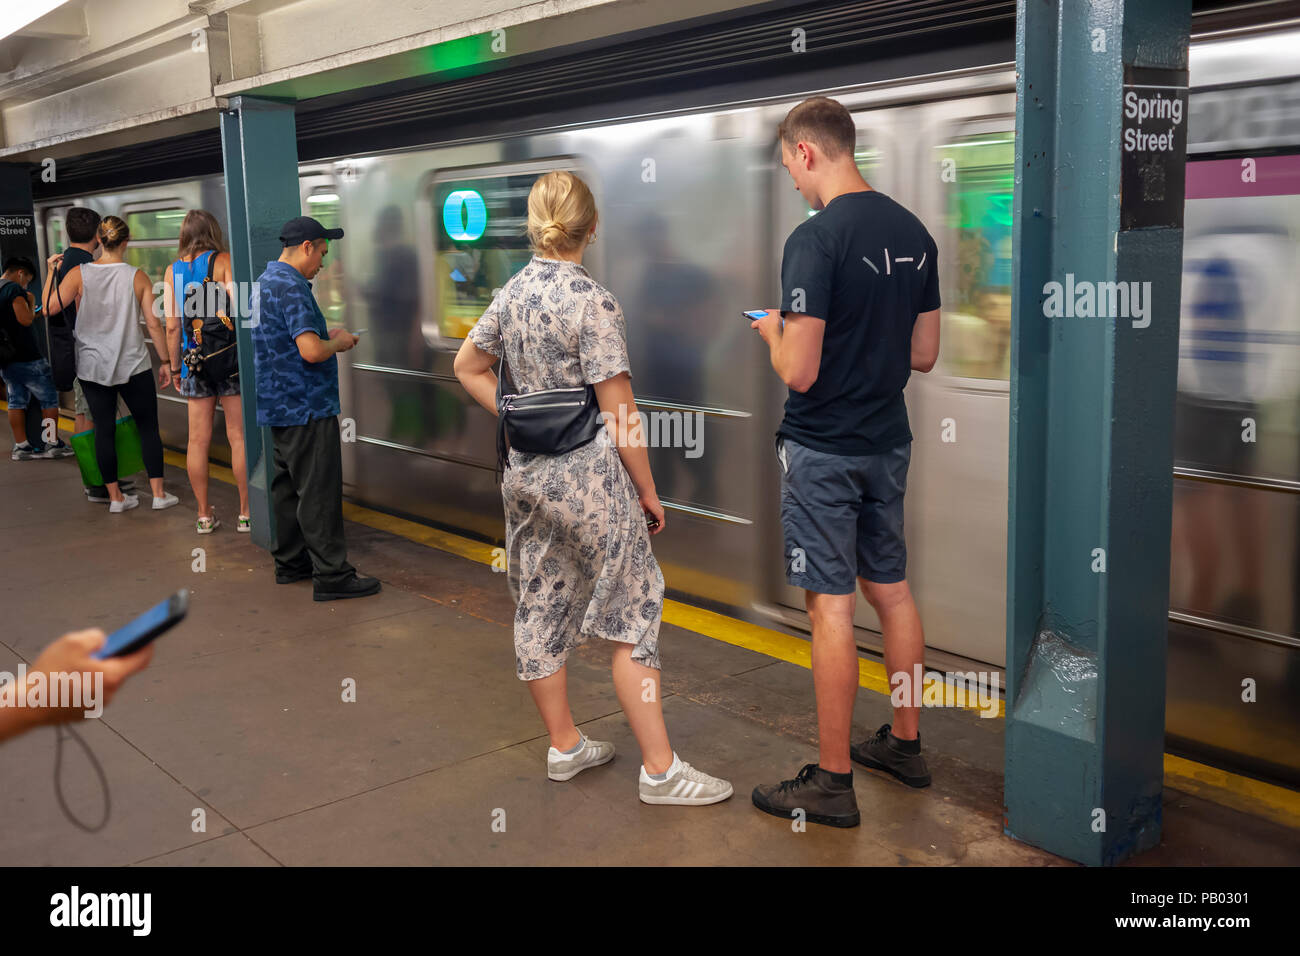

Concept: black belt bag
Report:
left=495, top=355, right=603, bottom=472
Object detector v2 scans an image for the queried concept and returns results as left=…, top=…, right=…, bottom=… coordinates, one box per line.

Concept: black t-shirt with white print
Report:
left=778, top=189, right=940, bottom=457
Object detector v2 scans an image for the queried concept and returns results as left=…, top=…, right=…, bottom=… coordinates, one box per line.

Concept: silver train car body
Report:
left=35, top=25, right=1300, bottom=785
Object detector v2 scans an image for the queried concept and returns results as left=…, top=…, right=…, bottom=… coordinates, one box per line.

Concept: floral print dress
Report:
left=468, top=256, right=664, bottom=680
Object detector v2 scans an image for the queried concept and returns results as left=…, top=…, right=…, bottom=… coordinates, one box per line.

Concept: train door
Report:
left=907, top=100, right=1015, bottom=668
left=298, top=171, right=349, bottom=479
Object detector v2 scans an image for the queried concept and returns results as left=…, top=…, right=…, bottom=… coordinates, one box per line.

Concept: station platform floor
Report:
left=2, top=431, right=1299, bottom=866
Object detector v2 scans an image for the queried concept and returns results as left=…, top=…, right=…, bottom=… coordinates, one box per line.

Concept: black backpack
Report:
left=45, top=268, right=78, bottom=390
left=181, top=252, right=239, bottom=386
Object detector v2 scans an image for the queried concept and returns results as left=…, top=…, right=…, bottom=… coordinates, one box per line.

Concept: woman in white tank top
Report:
left=43, top=215, right=178, bottom=513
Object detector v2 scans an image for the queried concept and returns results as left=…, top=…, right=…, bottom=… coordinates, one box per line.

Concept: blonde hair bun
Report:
left=527, top=172, right=597, bottom=257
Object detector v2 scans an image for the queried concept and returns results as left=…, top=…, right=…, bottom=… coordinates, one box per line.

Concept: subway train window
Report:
left=431, top=172, right=540, bottom=339
left=125, top=208, right=185, bottom=240
left=122, top=206, right=184, bottom=286
left=306, top=190, right=346, bottom=324
left=934, top=132, right=1014, bottom=380
left=1176, top=157, right=1300, bottom=484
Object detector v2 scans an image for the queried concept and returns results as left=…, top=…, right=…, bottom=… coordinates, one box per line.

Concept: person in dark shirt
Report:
left=252, top=216, right=379, bottom=602
left=54, top=207, right=134, bottom=500
left=750, top=97, right=941, bottom=829
left=1, top=256, right=74, bottom=461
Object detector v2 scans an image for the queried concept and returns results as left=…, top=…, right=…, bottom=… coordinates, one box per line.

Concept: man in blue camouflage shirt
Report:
left=252, top=216, right=380, bottom=601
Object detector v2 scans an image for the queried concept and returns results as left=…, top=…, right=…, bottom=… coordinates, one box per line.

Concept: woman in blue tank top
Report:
left=163, top=210, right=251, bottom=535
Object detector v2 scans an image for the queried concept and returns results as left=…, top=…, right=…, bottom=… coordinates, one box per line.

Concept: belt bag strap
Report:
left=495, top=352, right=603, bottom=472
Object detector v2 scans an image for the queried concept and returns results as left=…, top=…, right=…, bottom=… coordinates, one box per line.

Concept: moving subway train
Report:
left=33, top=23, right=1300, bottom=785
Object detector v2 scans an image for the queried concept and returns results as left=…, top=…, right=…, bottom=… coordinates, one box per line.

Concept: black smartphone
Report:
left=742, top=309, right=769, bottom=321
left=92, top=590, right=189, bottom=659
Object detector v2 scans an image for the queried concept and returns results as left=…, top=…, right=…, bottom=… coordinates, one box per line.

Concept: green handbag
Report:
left=70, top=416, right=147, bottom=487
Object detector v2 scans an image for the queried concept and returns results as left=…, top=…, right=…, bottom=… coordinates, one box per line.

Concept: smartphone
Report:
left=742, top=310, right=769, bottom=321
left=352, top=329, right=367, bottom=335
left=92, top=590, right=189, bottom=660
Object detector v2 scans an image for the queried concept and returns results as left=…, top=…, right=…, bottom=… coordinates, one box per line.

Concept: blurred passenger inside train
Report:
left=163, top=210, right=251, bottom=535
left=251, top=216, right=379, bottom=602
left=749, top=97, right=941, bottom=828
left=47, top=206, right=135, bottom=500
left=1, top=256, right=74, bottom=461
left=454, top=170, right=733, bottom=806
left=365, top=205, right=431, bottom=446
left=42, top=216, right=178, bottom=513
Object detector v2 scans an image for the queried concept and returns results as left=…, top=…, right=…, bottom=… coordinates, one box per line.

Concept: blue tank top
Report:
left=172, top=251, right=216, bottom=380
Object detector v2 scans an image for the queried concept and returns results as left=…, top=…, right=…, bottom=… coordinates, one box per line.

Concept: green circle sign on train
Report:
left=443, top=189, right=487, bottom=241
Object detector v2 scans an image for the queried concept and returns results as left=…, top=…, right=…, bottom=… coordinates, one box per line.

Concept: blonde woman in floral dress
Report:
left=455, top=171, right=732, bottom=806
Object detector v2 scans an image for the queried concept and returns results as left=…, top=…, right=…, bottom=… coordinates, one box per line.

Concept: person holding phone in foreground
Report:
left=0, top=630, right=152, bottom=744
left=251, top=216, right=379, bottom=602
left=749, top=97, right=941, bottom=828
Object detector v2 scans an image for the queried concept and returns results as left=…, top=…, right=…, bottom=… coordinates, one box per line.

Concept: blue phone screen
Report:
left=93, top=599, right=171, bottom=660
left=744, top=310, right=768, bottom=319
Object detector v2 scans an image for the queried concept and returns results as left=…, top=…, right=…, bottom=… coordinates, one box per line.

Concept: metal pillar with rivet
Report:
left=1005, top=0, right=1191, bottom=865
left=219, top=96, right=301, bottom=551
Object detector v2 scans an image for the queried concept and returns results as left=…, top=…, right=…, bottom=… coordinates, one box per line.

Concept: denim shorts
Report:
left=2, top=358, right=59, bottom=410
left=777, top=435, right=911, bottom=594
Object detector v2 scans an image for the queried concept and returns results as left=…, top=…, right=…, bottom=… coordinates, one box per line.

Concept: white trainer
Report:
left=547, top=733, right=615, bottom=781
left=152, top=492, right=180, bottom=510
left=109, top=494, right=139, bottom=514
left=639, top=753, right=733, bottom=806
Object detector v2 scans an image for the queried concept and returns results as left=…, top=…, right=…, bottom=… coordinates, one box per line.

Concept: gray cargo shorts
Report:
left=777, top=435, right=911, bottom=594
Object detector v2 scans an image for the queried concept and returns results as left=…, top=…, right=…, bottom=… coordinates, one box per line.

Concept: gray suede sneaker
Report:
left=850, top=723, right=931, bottom=788
left=638, top=753, right=733, bottom=806
left=547, top=733, right=615, bottom=781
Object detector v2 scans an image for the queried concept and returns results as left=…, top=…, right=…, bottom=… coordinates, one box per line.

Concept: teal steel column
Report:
left=219, top=97, right=300, bottom=550
left=1005, top=0, right=1190, bottom=865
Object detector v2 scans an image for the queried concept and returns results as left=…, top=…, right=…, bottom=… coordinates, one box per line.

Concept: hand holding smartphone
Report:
left=92, top=590, right=189, bottom=660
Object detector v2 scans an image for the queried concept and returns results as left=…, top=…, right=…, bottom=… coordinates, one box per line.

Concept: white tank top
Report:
left=76, top=262, right=152, bottom=386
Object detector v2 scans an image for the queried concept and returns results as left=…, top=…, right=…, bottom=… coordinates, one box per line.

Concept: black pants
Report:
left=79, top=372, right=165, bottom=481
left=270, top=415, right=354, bottom=588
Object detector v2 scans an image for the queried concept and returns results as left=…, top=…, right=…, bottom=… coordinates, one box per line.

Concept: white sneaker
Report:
left=547, top=733, right=615, bottom=781
left=152, top=492, right=180, bottom=510
left=109, top=494, right=139, bottom=514
left=639, top=753, right=734, bottom=806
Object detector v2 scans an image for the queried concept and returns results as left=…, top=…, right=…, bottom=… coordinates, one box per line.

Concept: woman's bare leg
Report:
left=526, top=666, right=581, bottom=751
left=611, top=644, right=672, bottom=774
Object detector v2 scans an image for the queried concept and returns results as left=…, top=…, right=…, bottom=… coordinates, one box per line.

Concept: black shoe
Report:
left=850, top=724, right=931, bottom=788
left=313, top=574, right=381, bottom=602
left=751, top=763, right=860, bottom=828
left=85, top=486, right=111, bottom=503
left=275, top=566, right=313, bottom=584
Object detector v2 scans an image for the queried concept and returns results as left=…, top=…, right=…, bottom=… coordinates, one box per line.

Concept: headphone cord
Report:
left=54, top=723, right=111, bottom=833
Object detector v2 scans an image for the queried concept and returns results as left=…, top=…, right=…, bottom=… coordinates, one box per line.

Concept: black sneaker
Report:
left=85, top=486, right=111, bottom=503
left=313, top=574, right=382, bottom=602
left=850, top=724, right=931, bottom=788
left=751, top=763, right=860, bottom=828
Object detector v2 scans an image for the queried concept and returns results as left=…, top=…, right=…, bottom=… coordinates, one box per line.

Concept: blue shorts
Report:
left=2, top=358, right=59, bottom=410
left=778, top=435, right=910, bottom=594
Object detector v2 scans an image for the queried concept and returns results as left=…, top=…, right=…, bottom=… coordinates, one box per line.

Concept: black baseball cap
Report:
left=279, top=216, right=344, bottom=246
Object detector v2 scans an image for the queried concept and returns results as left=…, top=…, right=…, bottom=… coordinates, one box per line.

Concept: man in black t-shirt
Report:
left=1, top=256, right=73, bottom=461
left=750, top=97, right=942, bottom=829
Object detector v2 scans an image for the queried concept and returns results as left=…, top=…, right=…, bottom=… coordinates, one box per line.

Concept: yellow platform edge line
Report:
left=8, top=401, right=1295, bottom=829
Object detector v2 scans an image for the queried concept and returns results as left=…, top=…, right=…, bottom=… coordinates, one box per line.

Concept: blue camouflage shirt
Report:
left=252, top=260, right=340, bottom=427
